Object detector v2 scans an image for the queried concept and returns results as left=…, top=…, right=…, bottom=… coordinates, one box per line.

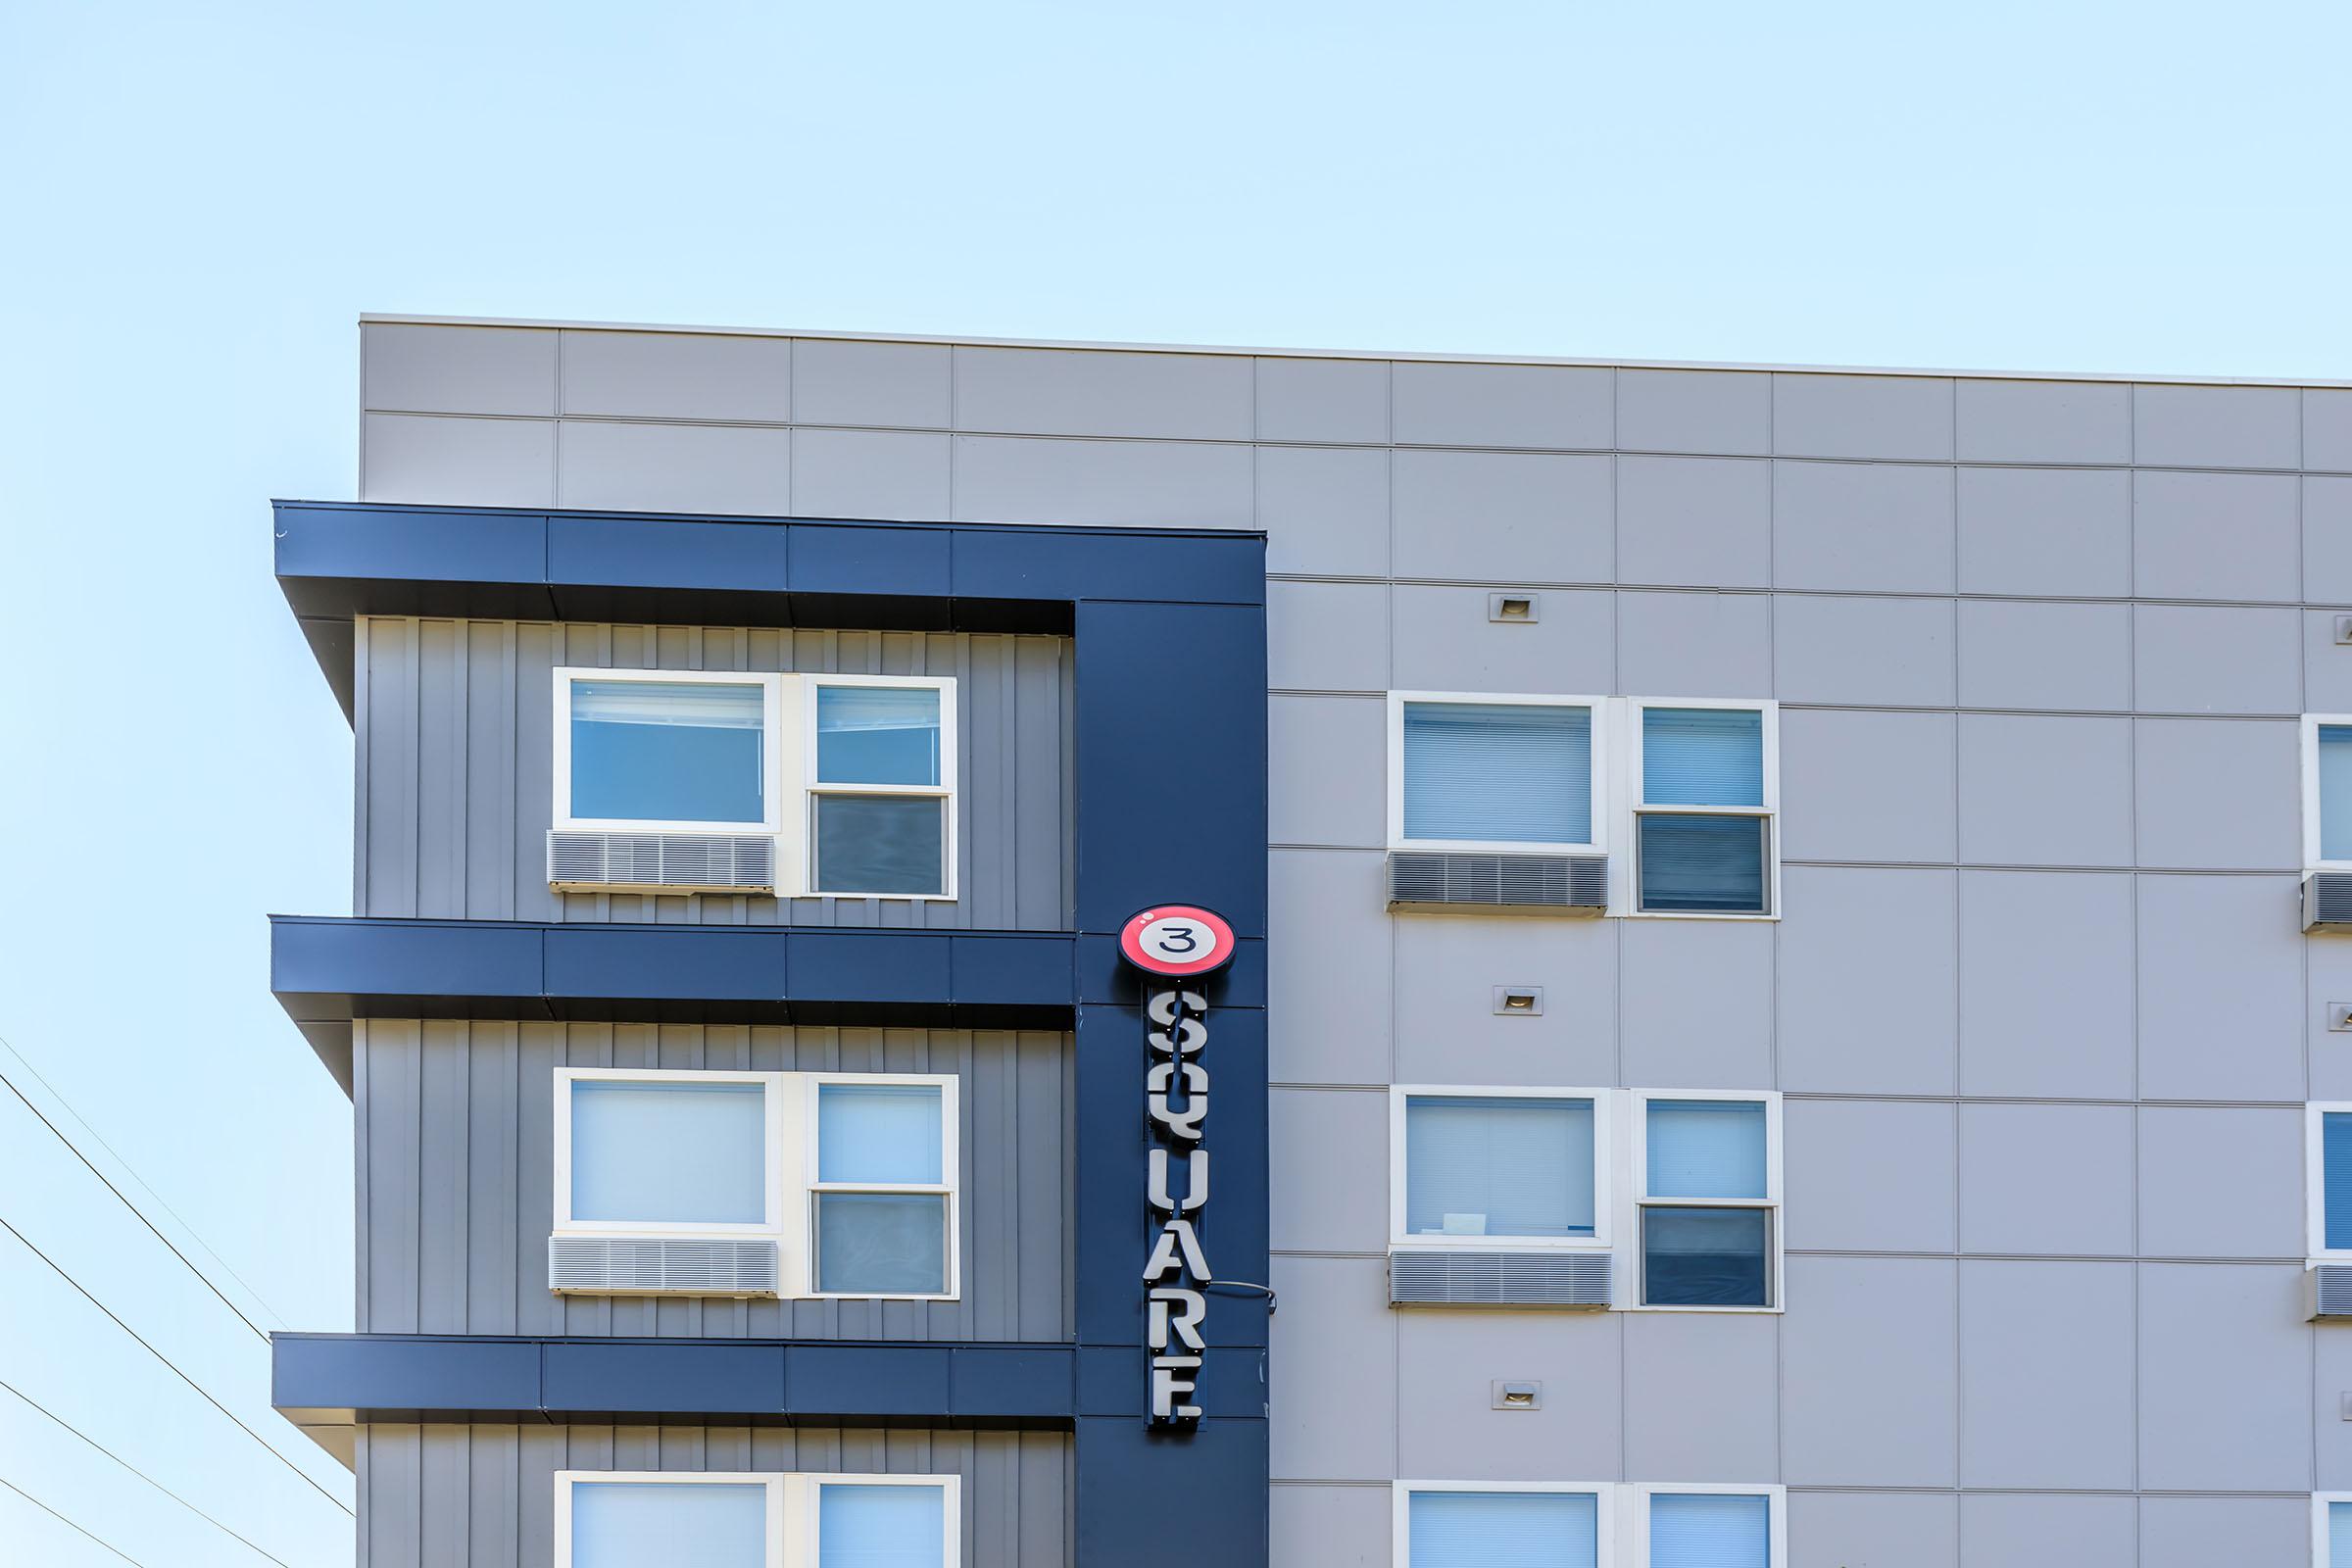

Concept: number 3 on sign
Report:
left=1119, top=906, right=1237, bottom=978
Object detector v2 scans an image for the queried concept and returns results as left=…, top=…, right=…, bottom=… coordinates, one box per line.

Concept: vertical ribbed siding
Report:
left=356, top=1424, right=1073, bottom=1568
left=355, top=1021, right=1072, bottom=1343
left=356, top=616, right=1071, bottom=928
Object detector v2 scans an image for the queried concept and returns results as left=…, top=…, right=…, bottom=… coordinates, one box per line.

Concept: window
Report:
left=558, top=1473, right=955, bottom=1568
left=1633, top=1093, right=1781, bottom=1309
left=1632, top=1485, right=1785, bottom=1568
left=2305, top=717, right=2352, bottom=870
left=1631, top=702, right=1777, bottom=915
left=552, top=668, right=956, bottom=899
left=1396, top=1484, right=1783, bottom=1567
left=555, top=1069, right=957, bottom=1299
left=1391, top=693, right=1604, bottom=853
left=1391, top=1088, right=1610, bottom=1250
left=2308, top=1104, right=2352, bottom=1262
left=2316, top=1494, right=2352, bottom=1566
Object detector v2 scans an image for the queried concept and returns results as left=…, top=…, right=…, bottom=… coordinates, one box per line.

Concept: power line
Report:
left=0, top=1028, right=287, bottom=1335
left=0, top=1376, right=292, bottom=1566
left=0, top=1475, right=147, bottom=1566
left=0, top=1213, right=354, bottom=1518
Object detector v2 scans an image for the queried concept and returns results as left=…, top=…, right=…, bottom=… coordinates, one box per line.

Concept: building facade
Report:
left=270, top=318, right=2352, bottom=1567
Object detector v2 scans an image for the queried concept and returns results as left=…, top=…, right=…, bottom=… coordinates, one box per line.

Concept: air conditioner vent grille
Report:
left=549, top=831, right=776, bottom=893
left=2312, top=1263, right=2352, bottom=1320
left=549, top=1236, right=781, bottom=1298
left=2308, top=873, right=2352, bottom=932
left=1389, top=1249, right=1612, bottom=1307
left=1387, top=852, right=1606, bottom=912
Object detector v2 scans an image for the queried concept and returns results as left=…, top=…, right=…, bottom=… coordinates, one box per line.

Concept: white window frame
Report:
left=2303, top=714, right=2352, bottom=871
left=552, top=1067, right=959, bottom=1301
left=1392, top=1480, right=1618, bottom=1568
left=553, top=666, right=788, bottom=836
left=1627, top=1482, right=1787, bottom=1567
left=801, top=672, right=959, bottom=903
left=1387, top=690, right=1609, bottom=856
left=2308, top=1102, right=2352, bottom=1263
left=1620, top=697, right=1780, bottom=921
left=554, top=1471, right=958, bottom=1568
left=1625, top=1089, right=1785, bottom=1315
left=1389, top=1085, right=1614, bottom=1252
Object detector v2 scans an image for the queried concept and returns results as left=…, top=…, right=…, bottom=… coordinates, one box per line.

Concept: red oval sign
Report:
left=1119, top=906, right=1236, bottom=977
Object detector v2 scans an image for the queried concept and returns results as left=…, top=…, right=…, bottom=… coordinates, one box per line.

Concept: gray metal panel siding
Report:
left=355, top=1021, right=1071, bottom=1342
left=354, top=616, right=1071, bottom=929
left=356, top=1424, right=1071, bottom=1568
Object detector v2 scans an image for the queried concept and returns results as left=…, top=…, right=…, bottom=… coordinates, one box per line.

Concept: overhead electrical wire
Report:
left=0, top=1474, right=148, bottom=1566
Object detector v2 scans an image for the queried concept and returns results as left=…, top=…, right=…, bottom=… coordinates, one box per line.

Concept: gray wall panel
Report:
left=355, top=1423, right=1071, bottom=1568
left=355, top=1021, right=1071, bottom=1342
left=356, top=616, right=1070, bottom=929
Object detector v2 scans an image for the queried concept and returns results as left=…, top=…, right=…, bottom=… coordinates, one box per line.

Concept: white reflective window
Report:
left=570, top=1079, right=767, bottom=1227
left=570, top=1481, right=766, bottom=1568
left=1404, top=1096, right=1595, bottom=1240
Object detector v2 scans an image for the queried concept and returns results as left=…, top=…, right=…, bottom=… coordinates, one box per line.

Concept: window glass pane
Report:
left=570, top=679, right=765, bottom=824
left=1405, top=1097, right=1594, bottom=1239
left=1402, top=702, right=1593, bottom=845
left=1646, top=1101, right=1768, bottom=1200
left=2331, top=1499, right=2352, bottom=1566
left=1643, top=1206, right=1770, bottom=1307
left=1406, top=1490, right=1598, bottom=1568
left=814, top=796, right=946, bottom=896
left=819, top=1483, right=945, bottom=1568
left=819, top=1084, right=944, bottom=1184
left=570, top=1081, right=765, bottom=1225
left=1638, top=814, right=1767, bottom=913
left=816, top=1193, right=948, bottom=1295
left=571, top=1481, right=765, bottom=1568
left=2325, top=726, right=2352, bottom=860
left=2328, top=1112, right=2352, bottom=1251
left=817, top=685, right=944, bottom=787
left=1642, top=708, right=1763, bottom=808
left=1648, top=1494, right=1769, bottom=1568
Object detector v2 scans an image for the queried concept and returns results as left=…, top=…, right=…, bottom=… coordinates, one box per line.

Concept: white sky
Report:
left=3, top=1, right=2349, bottom=1562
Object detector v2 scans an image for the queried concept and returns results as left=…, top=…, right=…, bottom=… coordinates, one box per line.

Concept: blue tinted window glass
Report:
left=1649, top=1493, right=1769, bottom=1568
left=816, top=1194, right=948, bottom=1296
left=570, top=679, right=765, bottom=824
left=1407, top=1490, right=1598, bottom=1568
left=571, top=1481, right=765, bottom=1568
left=1643, top=1206, right=1770, bottom=1307
left=1638, top=814, right=1767, bottom=912
left=814, top=796, right=945, bottom=896
left=819, top=1084, right=944, bottom=1184
left=1646, top=1101, right=1768, bottom=1200
left=817, top=686, right=942, bottom=787
left=570, top=1080, right=765, bottom=1225
left=2328, top=1112, right=2352, bottom=1251
left=819, top=1483, right=945, bottom=1568
left=2324, top=726, right=2352, bottom=860
left=1405, top=1097, right=1595, bottom=1239
left=1403, top=702, right=1593, bottom=845
left=1643, top=708, right=1763, bottom=807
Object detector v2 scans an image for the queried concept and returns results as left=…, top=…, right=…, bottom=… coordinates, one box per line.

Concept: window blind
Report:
left=1406, top=1491, right=1598, bottom=1568
left=1642, top=708, right=1763, bottom=808
left=816, top=686, right=943, bottom=787
left=571, top=680, right=765, bottom=728
left=1402, top=702, right=1592, bottom=845
left=818, top=1483, right=945, bottom=1568
left=1647, top=1493, right=1769, bottom=1568
left=1642, top=1206, right=1771, bottom=1307
left=570, top=1482, right=766, bottom=1567
left=1637, top=814, right=1767, bottom=913
left=818, top=1084, right=945, bottom=1184
left=570, top=1081, right=766, bottom=1225
left=1646, top=1101, right=1767, bottom=1200
left=2330, top=1499, right=2352, bottom=1566
left=2324, top=726, right=2352, bottom=860
left=1405, top=1097, right=1594, bottom=1239
left=570, top=680, right=766, bottom=824
left=2328, top=1112, right=2352, bottom=1251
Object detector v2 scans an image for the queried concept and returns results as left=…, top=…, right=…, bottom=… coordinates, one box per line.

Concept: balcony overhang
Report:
left=274, top=500, right=1266, bottom=717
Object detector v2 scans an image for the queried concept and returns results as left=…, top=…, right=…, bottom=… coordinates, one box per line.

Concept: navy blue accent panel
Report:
left=953, top=527, right=1264, bottom=607
left=1075, top=1348, right=1266, bottom=1419
left=544, top=1339, right=784, bottom=1416
left=550, top=514, right=790, bottom=592
left=1070, top=601, right=1269, bottom=936
left=790, top=929, right=952, bottom=1004
left=271, top=1334, right=1078, bottom=1429
left=1075, top=1418, right=1269, bottom=1567
left=544, top=925, right=787, bottom=1003
left=272, top=914, right=545, bottom=1001
left=792, top=522, right=953, bottom=600
left=275, top=504, right=550, bottom=591
left=1074, top=935, right=1267, bottom=1008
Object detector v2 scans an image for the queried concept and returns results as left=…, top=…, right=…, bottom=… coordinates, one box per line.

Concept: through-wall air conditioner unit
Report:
left=2310, top=1264, right=2352, bottom=1321
left=2306, top=873, right=2352, bottom=932
left=1388, top=1250, right=1612, bottom=1308
left=549, top=1236, right=782, bottom=1298
left=1387, top=852, right=1607, bottom=914
left=548, top=831, right=777, bottom=894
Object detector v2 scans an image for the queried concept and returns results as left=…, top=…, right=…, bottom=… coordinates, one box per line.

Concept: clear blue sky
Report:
left=2, top=1, right=2348, bottom=1562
